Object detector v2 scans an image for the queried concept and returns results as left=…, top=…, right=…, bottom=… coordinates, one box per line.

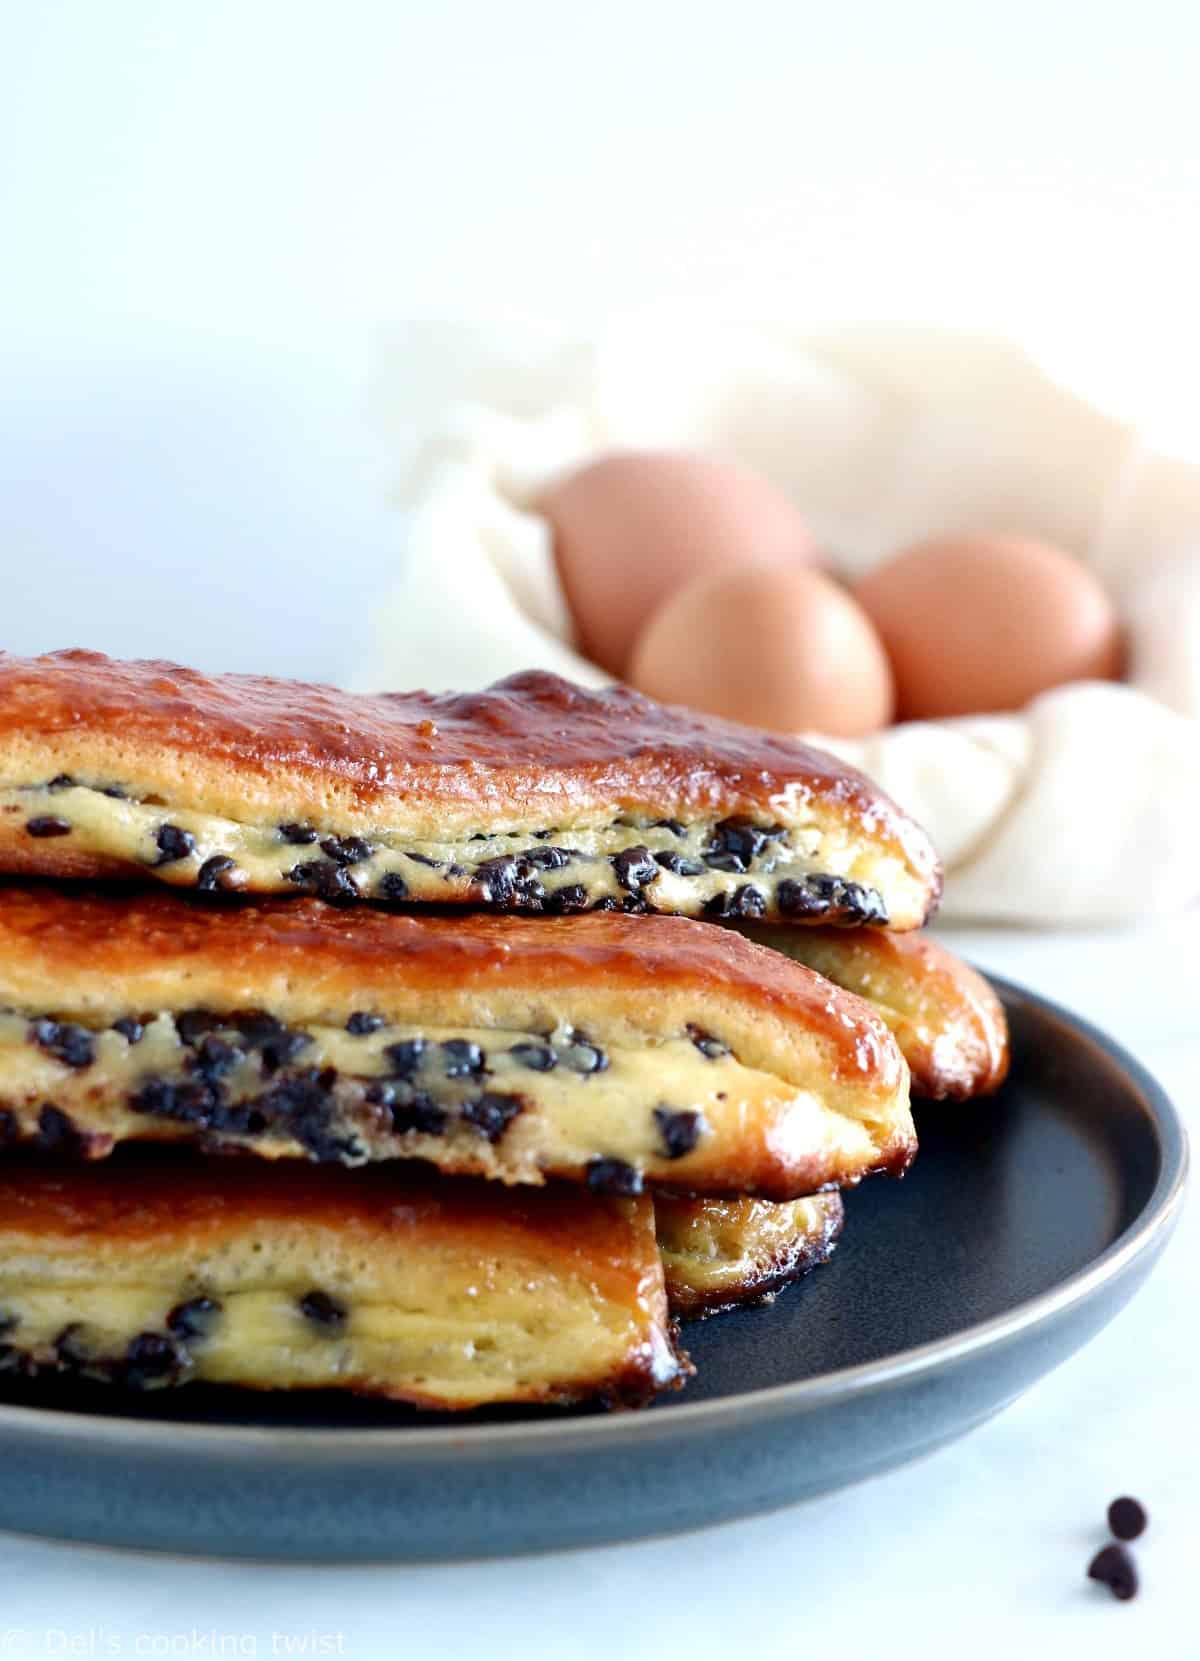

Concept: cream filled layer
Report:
left=0, top=781, right=891, bottom=923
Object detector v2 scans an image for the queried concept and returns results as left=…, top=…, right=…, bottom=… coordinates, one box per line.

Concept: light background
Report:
left=3, top=1, right=1199, bottom=679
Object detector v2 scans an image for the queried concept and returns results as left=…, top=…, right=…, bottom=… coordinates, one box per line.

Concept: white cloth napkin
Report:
left=360, top=318, right=1200, bottom=924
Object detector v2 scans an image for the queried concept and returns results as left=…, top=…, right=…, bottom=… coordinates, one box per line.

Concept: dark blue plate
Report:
left=0, top=976, right=1186, bottom=1561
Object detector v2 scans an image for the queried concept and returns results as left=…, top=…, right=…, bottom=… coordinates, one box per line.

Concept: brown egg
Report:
left=628, top=565, right=895, bottom=737
left=854, top=533, right=1123, bottom=719
left=537, top=450, right=820, bottom=676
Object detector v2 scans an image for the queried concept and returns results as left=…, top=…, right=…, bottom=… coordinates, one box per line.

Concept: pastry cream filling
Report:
left=0, top=1008, right=874, bottom=1185
left=0, top=781, right=891, bottom=921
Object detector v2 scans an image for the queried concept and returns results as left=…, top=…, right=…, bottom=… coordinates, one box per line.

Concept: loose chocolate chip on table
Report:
left=126, top=1332, right=188, bottom=1389
left=655, top=851, right=705, bottom=877
left=545, top=883, right=589, bottom=914
left=441, top=1039, right=486, bottom=1078
left=612, top=846, right=658, bottom=892
left=509, top=1042, right=556, bottom=1072
left=113, top=1017, right=145, bottom=1044
left=279, top=823, right=319, bottom=845
left=320, top=835, right=374, bottom=866
left=384, top=1038, right=428, bottom=1078
left=562, top=1040, right=608, bottom=1075
left=167, top=1297, right=222, bottom=1339
left=586, top=1157, right=644, bottom=1196
left=346, top=1011, right=385, bottom=1036
left=195, top=854, right=239, bottom=892
left=24, top=815, right=72, bottom=838
left=377, top=872, right=409, bottom=903
left=1088, top=1543, right=1138, bottom=1601
left=687, top=1026, right=730, bottom=1060
left=1107, top=1497, right=1148, bottom=1541
left=654, top=1106, right=706, bottom=1159
left=461, top=1092, right=523, bottom=1142
left=155, top=823, right=197, bottom=865
left=30, top=1019, right=95, bottom=1069
left=299, top=1290, right=347, bottom=1329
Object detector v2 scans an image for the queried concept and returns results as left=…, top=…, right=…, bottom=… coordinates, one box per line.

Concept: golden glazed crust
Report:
left=0, top=887, right=914, bottom=1198
left=656, top=1192, right=844, bottom=1316
left=0, top=1153, right=684, bottom=1409
left=732, top=925, right=1009, bottom=1100
left=0, top=652, right=940, bottom=929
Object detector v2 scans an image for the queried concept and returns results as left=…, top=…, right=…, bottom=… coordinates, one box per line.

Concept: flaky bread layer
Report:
left=656, top=1193, right=844, bottom=1316
left=0, top=1155, right=685, bottom=1410
left=0, top=653, right=941, bottom=928
left=0, top=889, right=915, bottom=1199
left=732, top=925, right=1009, bottom=1100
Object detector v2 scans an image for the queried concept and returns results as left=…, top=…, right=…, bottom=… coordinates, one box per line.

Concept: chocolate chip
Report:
left=155, top=823, right=196, bottom=865
left=441, top=1039, right=486, bottom=1078
left=100, top=784, right=127, bottom=799
left=228, top=1011, right=309, bottom=1070
left=195, top=854, right=239, bottom=892
left=523, top=845, right=576, bottom=870
left=1107, top=1497, right=1148, bottom=1541
left=654, top=1106, right=706, bottom=1159
left=166, top=1297, right=222, bottom=1340
left=286, top=859, right=360, bottom=904
left=187, top=1034, right=244, bottom=1081
left=54, top=1323, right=90, bottom=1368
left=46, top=774, right=75, bottom=790
left=320, top=835, right=374, bottom=866
left=461, top=1092, right=523, bottom=1142
left=255, top=1068, right=359, bottom=1162
left=703, top=885, right=766, bottom=920
left=384, top=1038, right=428, bottom=1078
left=652, top=818, right=686, bottom=836
left=475, top=855, right=546, bottom=909
left=655, top=851, right=705, bottom=877
left=704, top=818, right=781, bottom=873
left=113, top=1017, right=144, bottom=1044
left=377, top=872, right=409, bottom=903
left=0, top=1345, right=28, bottom=1377
left=562, top=1040, right=608, bottom=1074
left=176, top=1009, right=220, bottom=1046
left=279, top=823, right=320, bottom=845
left=0, top=1109, right=15, bottom=1151
left=509, top=1042, right=556, bottom=1072
left=405, top=851, right=441, bottom=868
left=777, top=874, right=888, bottom=924
left=687, top=1026, right=730, bottom=1060
left=346, top=1011, right=385, bottom=1036
left=25, top=815, right=72, bottom=838
left=126, top=1332, right=188, bottom=1390
left=299, top=1290, right=347, bottom=1329
left=612, top=846, right=658, bottom=892
left=545, top=883, right=589, bottom=914
left=34, top=1105, right=86, bottom=1156
left=586, top=1157, right=644, bottom=1196
left=0, top=1310, right=17, bottom=1337
left=387, top=1089, right=448, bottom=1137
left=1088, top=1543, right=1138, bottom=1601
left=30, top=1019, right=95, bottom=1069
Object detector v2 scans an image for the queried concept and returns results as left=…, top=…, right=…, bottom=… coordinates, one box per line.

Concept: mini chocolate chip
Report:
left=523, top=845, right=576, bottom=870
left=655, top=851, right=705, bottom=877
left=612, top=846, right=658, bottom=892
left=388, top=1089, right=448, bottom=1137
left=586, top=1157, right=644, bottom=1196
left=703, top=885, right=766, bottom=920
left=475, top=854, right=546, bottom=909
left=25, top=815, right=72, bottom=838
left=176, top=1009, right=220, bottom=1046
left=54, top=1323, right=90, bottom=1368
left=100, top=784, right=128, bottom=799
left=1088, top=1543, right=1138, bottom=1601
left=346, top=1011, right=385, bottom=1036
left=442, top=1039, right=486, bottom=1078
left=320, top=835, right=374, bottom=866
left=509, top=1042, right=556, bottom=1072
left=704, top=818, right=778, bottom=873
left=654, top=1106, right=706, bottom=1159
left=279, top=822, right=319, bottom=845
left=563, top=1041, right=608, bottom=1075
left=545, top=883, right=589, bottom=914
left=113, top=1017, right=144, bottom=1044
left=228, top=1011, right=309, bottom=1070
left=687, top=1026, right=730, bottom=1060
left=378, top=872, right=410, bottom=903
left=30, top=1019, right=95, bottom=1069
left=0, top=1108, right=15, bottom=1150
left=254, top=1068, right=359, bottom=1162
left=405, top=851, right=441, bottom=868
left=126, top=1332, right=188, bottom=1390
left=155, top=823, right=196, bottom=865
left=187, top=1034, right=244, bottom=1080
left=35, top=1105, right=86, bottom=1156
left=195, top=854, right=239, bottom=892
left=299, top=1290, right=347, bottom=1328
left=1107, top=1497, right=1148, bottom=1541
left=652, top=818, right=686, bottom=836
left=166, top=1297, right=222, bottom=1339
left=384, top=1038, right=428, bottom=1078
left=46, top=773, right=75, bottom=790
left=777, top=874, right=887, bottom=924
left=0, top=1310, right=17, bottom=1336
left=286, top=859, right=360, bottom=904
left=461, top=1092, right=523, bottom=1142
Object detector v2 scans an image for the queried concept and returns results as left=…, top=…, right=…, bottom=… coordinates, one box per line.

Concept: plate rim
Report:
left=0, top=972, right=1187, bottom=1461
